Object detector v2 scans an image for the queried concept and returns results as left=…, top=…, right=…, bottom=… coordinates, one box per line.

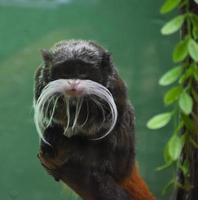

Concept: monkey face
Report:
left=34, top=40, right=118, bottom=143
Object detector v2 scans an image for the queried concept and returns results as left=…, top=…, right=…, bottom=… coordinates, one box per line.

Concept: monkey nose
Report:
left=68, top=80, right=80, bottom=88
left=66, top=80, right=83, bottom=96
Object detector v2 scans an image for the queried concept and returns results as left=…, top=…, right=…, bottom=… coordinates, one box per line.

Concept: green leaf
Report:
left=194, top=0, right=198, bottom=4
left=161, top=15, right=185, bottom=35
left=164, top=86, right=182, bottom=105
left=191, top=13, right=198, bottom=39
left=172, top=38, right=189, bottom=62
left=168, top=134, right=184, bottom=161
left=191, top=13, right=198, bottom=25
left=160, top=0, right=181, bottom=14
left=179, top=91, right=193, bottom=115
left=193, top=26, right=198, bottom=39
left=182, top=114, right=198, bottom=134
left=194, top=73, right=198, bottom=82
left=178, top=160, right=189, bottom=176
left=159, top=66, right=182, bottom=86
left=156, top=161, right=173, bottom=171
left=192, top=89, right=198, bottom=102
left=147, top=112, right=172, bottom=129
left=178, top=67, right=193, bottom=84
left=164, top=142, right=173, bottom=163
left=188, top=38, right=198, bottom=62
left=162, top=179, right=175, bottom=195
left=192, top=64, right=198, bottom=81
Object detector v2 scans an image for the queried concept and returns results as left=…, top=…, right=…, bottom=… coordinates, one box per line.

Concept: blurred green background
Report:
left=0, top=0, right=177, bottom=199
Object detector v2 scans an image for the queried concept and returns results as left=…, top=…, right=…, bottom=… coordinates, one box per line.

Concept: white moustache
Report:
left=34, top=79, right=118, bottom=144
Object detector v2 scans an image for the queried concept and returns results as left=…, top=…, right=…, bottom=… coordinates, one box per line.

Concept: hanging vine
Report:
left=147, top=0, right=198, bottom=194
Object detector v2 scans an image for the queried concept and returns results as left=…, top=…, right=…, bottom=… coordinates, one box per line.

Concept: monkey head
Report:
left=34, top=40, right=127, bottom=143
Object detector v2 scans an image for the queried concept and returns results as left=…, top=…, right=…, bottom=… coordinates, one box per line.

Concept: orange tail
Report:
left=119, top=165, right=155, bottom=200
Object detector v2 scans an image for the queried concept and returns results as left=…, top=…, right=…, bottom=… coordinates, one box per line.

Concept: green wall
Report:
left=0, top=0, right=176, bottom=199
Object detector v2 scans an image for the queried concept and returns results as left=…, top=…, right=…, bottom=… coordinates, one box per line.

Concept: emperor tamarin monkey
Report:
left=33, top=40, right=155, bottom=200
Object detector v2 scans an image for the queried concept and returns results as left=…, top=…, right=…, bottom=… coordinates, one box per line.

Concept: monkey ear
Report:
left=41, top=49, right=53, bottom=67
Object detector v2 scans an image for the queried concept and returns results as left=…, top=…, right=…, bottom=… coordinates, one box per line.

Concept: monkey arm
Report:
left=38, top=125, right=132, bottom=200
left=38, top=152, right=132, bottom=200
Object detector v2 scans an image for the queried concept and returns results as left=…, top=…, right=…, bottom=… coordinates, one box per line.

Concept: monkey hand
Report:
left=37, top=125, right=68, bottom=182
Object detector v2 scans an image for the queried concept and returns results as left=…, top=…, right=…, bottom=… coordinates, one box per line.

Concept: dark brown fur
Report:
left=34, top=40, right=154, bottom=200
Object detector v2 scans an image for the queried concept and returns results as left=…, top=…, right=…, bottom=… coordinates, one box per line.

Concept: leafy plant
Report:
left=147, top=0, right=198, bottom=194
